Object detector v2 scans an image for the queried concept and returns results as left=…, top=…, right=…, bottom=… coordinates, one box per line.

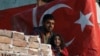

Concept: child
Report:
left=50, top=34, right=69, bottom=56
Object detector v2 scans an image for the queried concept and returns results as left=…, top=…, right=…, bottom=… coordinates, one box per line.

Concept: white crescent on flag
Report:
left=32, top=3, right=72, bottom=27
left=39, top=3, right=72, bottom=26
left=33, top=7, right=38, bottom=27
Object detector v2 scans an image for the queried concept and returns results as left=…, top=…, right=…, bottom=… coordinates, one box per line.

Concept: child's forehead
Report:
left=55, top=36, right=60, bottom=39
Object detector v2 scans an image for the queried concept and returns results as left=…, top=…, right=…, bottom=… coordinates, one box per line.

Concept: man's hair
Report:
left=42, top=0, right=54, bottom=3
left=42, top=14, right=54, bottom=23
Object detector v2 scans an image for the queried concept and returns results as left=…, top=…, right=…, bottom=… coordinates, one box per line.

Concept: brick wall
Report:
left=0, top=30, right=52, bottom=56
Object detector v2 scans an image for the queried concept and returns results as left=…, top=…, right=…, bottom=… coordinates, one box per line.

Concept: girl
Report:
left=50, top=34, right=69, bottom=56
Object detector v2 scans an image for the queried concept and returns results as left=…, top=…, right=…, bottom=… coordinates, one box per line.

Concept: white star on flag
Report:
left=75, top=11, right=93, bottom=32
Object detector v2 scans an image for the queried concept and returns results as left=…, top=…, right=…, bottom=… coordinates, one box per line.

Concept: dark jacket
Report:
left=33, top=26, right=55, bottom=44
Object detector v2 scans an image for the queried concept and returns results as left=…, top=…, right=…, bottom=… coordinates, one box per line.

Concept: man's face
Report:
left=44, top=19, right=55, bottom=32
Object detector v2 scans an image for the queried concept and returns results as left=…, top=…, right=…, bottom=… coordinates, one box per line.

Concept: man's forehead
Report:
left=46, top=19, right=55, bottom=23
left=46, top=19, right=55, bottom=21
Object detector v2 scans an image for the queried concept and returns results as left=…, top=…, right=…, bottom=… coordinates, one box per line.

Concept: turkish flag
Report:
left=12, top=0, right=100, bottom=56
left=36, top=0, right=100, bottom=56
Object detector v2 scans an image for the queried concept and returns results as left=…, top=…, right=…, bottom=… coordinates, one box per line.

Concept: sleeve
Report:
left=61, top=48, right=69, bottom=56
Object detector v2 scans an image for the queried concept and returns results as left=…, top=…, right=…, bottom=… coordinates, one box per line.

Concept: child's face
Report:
left=54, top=36, right=61, bottom=46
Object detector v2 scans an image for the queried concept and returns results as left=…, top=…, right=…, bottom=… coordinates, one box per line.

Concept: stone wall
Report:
left=0, top=30, right=52, bottom=56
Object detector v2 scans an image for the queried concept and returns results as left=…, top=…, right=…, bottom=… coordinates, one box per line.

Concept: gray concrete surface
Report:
left=0, top=0, right=36, bottom=10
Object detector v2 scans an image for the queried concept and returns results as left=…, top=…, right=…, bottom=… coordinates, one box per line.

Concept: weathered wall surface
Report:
left=0, top=0, right=36, bottom=10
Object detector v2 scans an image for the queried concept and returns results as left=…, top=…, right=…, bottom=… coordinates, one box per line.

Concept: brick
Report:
left=41, top=44, right=51, bottom=50
left=0, top=36, right=11, bottom=44
left=41, top=49, right=52, bottom=56
left=16, top=54, right=28, bottom=56
left=0, top=30, right=4, bottom=35
left=0, top=30, right=12, bottom=38
left=28, top=49, right=39, bottom=55
left=13, top=46, right=27, bottom=54
left=29, top=35, right=40, bottom=42
left=12, top=31, right=25, bottom=40
left=29, top=42, right=40, bottom=49
left=0, top=53, right=2, bottom=56
left=41, top=50, right=49, bottom=56
left=40, top=44, right=53, bottom=56
left=3, top=30, right=12, bottom=38
left=13, top=39, right=27, bottom=47
left=0, top=43, right=12, bottom=51
left=24, top=35, right=30, bottom=42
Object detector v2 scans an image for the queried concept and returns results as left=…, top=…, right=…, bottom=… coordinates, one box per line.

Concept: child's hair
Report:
left=50, top=34, right=65, bottom=49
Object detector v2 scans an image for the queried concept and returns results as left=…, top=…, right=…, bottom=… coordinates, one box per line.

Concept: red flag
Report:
left=11, top=0, right=100, bottom=56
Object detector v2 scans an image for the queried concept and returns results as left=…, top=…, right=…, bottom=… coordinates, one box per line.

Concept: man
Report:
left=33, top=14, right=55, bottom=44
left=12, top=0, right=54, bottom=35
